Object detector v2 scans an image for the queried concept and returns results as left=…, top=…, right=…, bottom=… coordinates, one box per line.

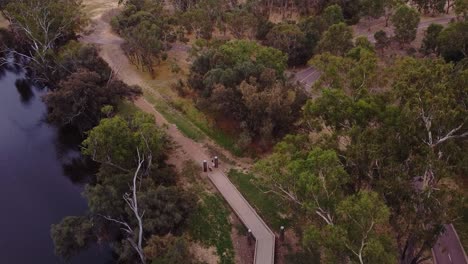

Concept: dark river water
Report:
left=0, top=64, right=113, bottom=263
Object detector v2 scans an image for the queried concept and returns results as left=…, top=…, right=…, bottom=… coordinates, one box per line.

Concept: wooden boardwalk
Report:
left=208, top=169, right=275, bottom=264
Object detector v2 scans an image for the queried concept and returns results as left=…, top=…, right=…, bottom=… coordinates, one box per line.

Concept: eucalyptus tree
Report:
left=53, top=113, right=194, bottom=263
left=437, top=21, right=468, bottom=62
left=189, top=40, right=306, bottom=145
left=2, top=0, right=84, bottom=80
left=315, top=23, right=354, bottom=56
left=256, top=51, right=466, bottom=263
left=420, top=23, right=443, bottom=55
left=265, top=22, right=307, bottom=65
left=391, top=5, right=420, bottom=44
left=225, top=8, right=258, bottom=39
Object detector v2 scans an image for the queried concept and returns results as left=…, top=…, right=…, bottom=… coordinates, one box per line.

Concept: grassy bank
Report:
left=139, top=58, right=242, bottom=156
left=228, top=170, right=291, bottom=230
left=188, top=194, right=235, bottom=264
left=147, top=88, right=242, bottom=155
left=144, top=92, right=205, bottom=141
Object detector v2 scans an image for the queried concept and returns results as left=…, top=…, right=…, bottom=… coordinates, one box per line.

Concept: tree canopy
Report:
left=53, top=112, right=196, bottom=262
left=44, top=44, right=141, bottom=133
left=256, top=53, right=467, bottom=264
left=315, top=22, right=354, bottom=56
left=391, top=5, right=420, bottom=44
left=189, top=40, right=306, bottom=148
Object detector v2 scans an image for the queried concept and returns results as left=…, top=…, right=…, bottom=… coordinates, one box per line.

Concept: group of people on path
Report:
left=205, top=157, right=218, bottom=172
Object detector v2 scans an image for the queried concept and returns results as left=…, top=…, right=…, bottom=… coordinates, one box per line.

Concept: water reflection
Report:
left=0, top=57, right=113, bottom=263
left=15, top=78, right=34, bottom=104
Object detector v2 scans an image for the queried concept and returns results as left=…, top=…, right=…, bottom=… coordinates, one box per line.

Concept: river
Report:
left=0, top=63, right=113, bottom=263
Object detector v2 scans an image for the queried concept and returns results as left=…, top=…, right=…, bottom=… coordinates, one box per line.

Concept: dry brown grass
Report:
left=82, top=0, right=118, bottom=18
left=268, top=10, right=300, bottom=23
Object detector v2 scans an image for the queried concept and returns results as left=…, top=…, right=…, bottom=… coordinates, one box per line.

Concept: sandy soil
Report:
left=276, top=229, right=301, bottom=264
left=230, top=213, right=255, bottom=264
left=190, top=243, right=220, bottom=264
left=0, top=14, right=8, bottom=29
left=82, top=0, right=119, bottom=19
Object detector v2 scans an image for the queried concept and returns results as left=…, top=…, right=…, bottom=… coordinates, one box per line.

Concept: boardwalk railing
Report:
left=207, top=170, right=275, bottom=264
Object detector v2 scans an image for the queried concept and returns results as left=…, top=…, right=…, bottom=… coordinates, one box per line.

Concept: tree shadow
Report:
left=15, top=78, right=35, bottom=104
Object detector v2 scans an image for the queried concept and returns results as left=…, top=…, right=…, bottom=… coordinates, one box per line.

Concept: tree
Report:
left=139, top=186, right=195, bottom=235
left=437, top=21, right=468, bottom=62
left=304, top=191, right=395, bottom=264
left=255, top=16, right=275, bottom=40
left=44, top=68, right=141, bottom=133
left=169, top=0, right=198, bottom=11
left=189, top=40, right=305, bottom=146
left=454, top=0, right=468, bottom=19
left=51, top=216, right=94, bottom=260
left=3, top=0, right=85, bottom=81
left=374, top=30, right=390, bottom=50
left=265, top=22, right=307, bottom=65
left=79, top=113, right=194, bottom=263
left=332, top=191, right=394, bottom=264
left=189, top=40, right=287, bottom=94
left=383, top=0, right=402, bottom=27
left=413, top=0, right=446, bottom=14
left=392, top=57, right=467, bottom=159
left=256, top=146, right=349, bottom=224
left=260, top=53, right=466, bottom=264
left=82, top=113, right=165, bottom=172
left=322, top=4, right=345, bottom=27
left=209, top=70, right=306, bottom=145
left=310, top=46, right=380, bottom=94
left=391, top=5, right=420, bottom=44
left=360, top=0, right=386, bottom=22
left=315, top=22, right=354, bottom=56
left=420, top=23, right=443, bottom=55
left=103, top=150, right=147, bottom=264
left=225, top=8, right=257, bottom=39
left=330, top=0, right=362, bottom=24
left=255, top=140, right=397, bottom=263
left=112, top=3, right=176, bottom=77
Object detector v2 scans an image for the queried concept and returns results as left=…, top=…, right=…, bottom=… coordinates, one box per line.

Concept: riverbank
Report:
left=0, top=60, right=112, bottom=264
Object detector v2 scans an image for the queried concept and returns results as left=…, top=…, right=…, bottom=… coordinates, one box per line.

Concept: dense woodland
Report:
left=0, top=0, right=467, bottom=263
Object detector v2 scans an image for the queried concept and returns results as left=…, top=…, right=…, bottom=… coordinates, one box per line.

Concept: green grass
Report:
left=164, top=93, right=242, bottom=156
left=144, top=93, right=205, bottom=141
left=147, top=84, right=243, bottom=156
left=188, top=194, right=235, bottom=264
left=228, top=169, right=291, bottom=230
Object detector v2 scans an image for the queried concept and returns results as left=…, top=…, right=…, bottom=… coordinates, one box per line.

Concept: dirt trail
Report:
left=80, top=7, right=250, bottom=169
left=353, top=13, right=456, bottom=42
left=79, top=7, right=277, bottom=264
